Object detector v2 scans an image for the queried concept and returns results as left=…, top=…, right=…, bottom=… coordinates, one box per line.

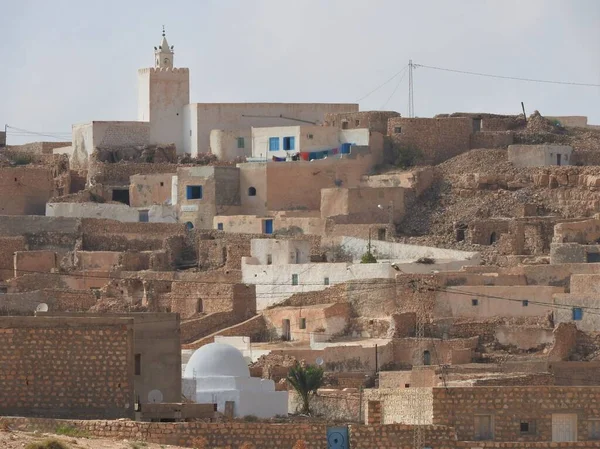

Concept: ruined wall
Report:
left=433, top=386, right=600, bottom=442
left=0, top=167, right=55, bottom=215
left=0, top=316, right=134, bottom=419
left=470, top=131, right=514, bottom=149
left=169, top=282, right=256, bottom=320
left=0, top=236, right=26, bottom=280
left=324, top=111, right=401, bottom=135
left=182, top=314, right=267, bottom=349
left=387, top=117, right=473, bottom=165
left=81, top=219, right=186, bottom=252
left=129, top=173, right=174, bottom=207
left=14, top=250, right=57, bottom=277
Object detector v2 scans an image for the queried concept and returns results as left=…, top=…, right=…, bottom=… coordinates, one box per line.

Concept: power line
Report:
left=380, top=67, right=408, bottom=110
left=414, top=63, right=600, bottom=87
left=355, top=65, right=408, bottom=103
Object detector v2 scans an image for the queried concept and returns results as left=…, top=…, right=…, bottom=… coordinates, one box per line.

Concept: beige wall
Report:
left=262, top=303, right=350, bottom=342
left=321, top=186, right=406, bottom=223
left=434, top=285, right=563, bottom=319
left=209, top=129, right=251, bottom=161
left=130, top=173, right=175, bottom=207
left=185, top=102, right=358, bottom=157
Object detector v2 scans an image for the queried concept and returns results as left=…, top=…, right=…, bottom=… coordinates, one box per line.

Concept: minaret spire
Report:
left=154, top=26, right=174, bottom=69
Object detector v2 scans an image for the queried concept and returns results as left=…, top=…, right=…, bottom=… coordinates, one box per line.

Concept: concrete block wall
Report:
left=0, top=317, right=134, bottom=419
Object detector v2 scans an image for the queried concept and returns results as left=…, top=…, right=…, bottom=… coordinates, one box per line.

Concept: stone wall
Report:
left=323, top=111, right=401, bottom=135
left=0, top=167, right=55, bottom=215
left=3, top=417, right=327, bottom=449
left=0, top=316, right=134, bottom=419
left=14, top=250, right=57, bottom=277
left=470, top=131, right=513, bottom=149
left=182, top=314, right=267, bottom=350
left=0, top=236, right=26, bottom=280
left=387, top=117, right=473, bottom=165
left=433, top=386, right=600, bottom=442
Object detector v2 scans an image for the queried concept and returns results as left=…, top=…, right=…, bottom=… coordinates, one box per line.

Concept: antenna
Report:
left=408, top=59, right=415, bottom=118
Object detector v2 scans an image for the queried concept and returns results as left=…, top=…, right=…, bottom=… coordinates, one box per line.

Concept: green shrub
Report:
left=54, top=425, right=89, bottom=438
left=242, top=415, right=259, bottom=422
left=360, top=251, right=377, bottom=264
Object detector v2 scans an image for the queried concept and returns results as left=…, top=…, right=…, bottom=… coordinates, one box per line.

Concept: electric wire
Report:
left=414, top=63, right=600, bottom=88
left=355, top=65, right=408, bottom=102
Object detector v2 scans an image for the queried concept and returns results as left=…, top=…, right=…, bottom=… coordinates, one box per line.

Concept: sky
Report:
left=2, top=0, right=599, bottom=144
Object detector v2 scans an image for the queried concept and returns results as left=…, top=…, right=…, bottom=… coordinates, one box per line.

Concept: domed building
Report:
left=183, top=342, right=288, bottom=418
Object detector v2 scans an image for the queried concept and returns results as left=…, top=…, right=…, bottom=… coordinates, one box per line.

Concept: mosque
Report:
left=183, top=342, right=288, bottom=418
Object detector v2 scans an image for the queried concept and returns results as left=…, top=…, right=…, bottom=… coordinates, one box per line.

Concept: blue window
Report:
left=269, top=137, right=280, bottom=151
left=217, top=223, right=224, bottom=231
left=572, top=307, right=583, bottom=321
left=283, top=136, right=295, bottom=151
left=186, top=185, right=202, bottom=199
left=292, top=274, right=299, bottom=286
left=237, top=137, right=245, bottom=149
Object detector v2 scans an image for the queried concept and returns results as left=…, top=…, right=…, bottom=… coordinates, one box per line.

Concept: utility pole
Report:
left=408, top=60, right=415, bottom=118
left=412, top=287, right=426, bottom=449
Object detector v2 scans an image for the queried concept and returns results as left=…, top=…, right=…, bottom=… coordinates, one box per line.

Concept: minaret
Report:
left=138, top=27, right=190, bottom=153
left=154, top=26, right=174, bottom=68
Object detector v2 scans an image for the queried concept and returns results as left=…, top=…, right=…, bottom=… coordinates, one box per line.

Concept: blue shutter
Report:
left=572, top=307, right=583, bottom=321
left=289, top=136, right=295, bottom=150
left=269, top=137, right=280, bottom=151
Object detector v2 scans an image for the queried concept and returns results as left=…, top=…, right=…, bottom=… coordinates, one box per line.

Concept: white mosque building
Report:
left=183, top=342, right=288, bottom=418
left=68, top=28, right=357, bottom=168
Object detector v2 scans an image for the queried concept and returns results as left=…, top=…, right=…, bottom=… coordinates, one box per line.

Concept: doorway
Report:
left=552, top=413, right=577, bottom=442
left=112, top=188, right=130, bottom=205
left=557, top=154, right=562, bottom=166
left=282, top=319, right=291, bottom=341
left=423, top=350, right=431, bottom=365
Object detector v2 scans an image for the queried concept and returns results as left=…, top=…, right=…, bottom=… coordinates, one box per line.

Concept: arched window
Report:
left=185, top=221, right=194, bottom=230
left=197, top=298, right=203, bottom=313
left=248, top=187, right=257, bottom=196
left=490, top=232, right=497, bottom=245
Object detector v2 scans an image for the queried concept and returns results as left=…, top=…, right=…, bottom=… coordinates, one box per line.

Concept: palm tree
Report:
left=287, top=362, right=324, bottom=415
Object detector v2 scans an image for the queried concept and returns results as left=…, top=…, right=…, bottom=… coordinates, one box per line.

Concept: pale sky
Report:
left=2, top=0, right=599, bottom=144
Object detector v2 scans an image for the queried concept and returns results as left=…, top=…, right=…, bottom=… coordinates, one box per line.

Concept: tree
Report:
left=287, top=362, right=324, bottom=415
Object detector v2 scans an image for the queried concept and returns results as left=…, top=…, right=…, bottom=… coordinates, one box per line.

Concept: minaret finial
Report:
left=162, top=25, right=165, bottom=37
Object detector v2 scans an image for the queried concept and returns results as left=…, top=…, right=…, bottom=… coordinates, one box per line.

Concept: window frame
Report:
left=237, top=137, right=245, bottom=149
left=269, top=137, right=280, bottom=151
left=283, top=136, right=295, bottom=151
left=186, top=185, right=203, bottom=200
left=292, top=274, right=299, bottom=286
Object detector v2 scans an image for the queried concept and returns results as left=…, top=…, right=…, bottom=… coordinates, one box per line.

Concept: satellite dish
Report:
left=36, top=303, right=48, bottom=312
left=315, top=357, right=324, bottom=366
left=148, top=389, right=164, bottom=403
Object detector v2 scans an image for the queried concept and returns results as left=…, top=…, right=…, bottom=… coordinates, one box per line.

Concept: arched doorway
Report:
left=423, top=350, right=431, bottom=366
left=489, top=232, right=497, bottom=245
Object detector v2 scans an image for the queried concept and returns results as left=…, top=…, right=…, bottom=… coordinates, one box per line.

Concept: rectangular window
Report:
left=138, top=210, right=149, bottom=223
left=589, top=420, right=600, bottom=440
left=394, top=126, right=402, bottom=134
left=283, top=136, right=295, bottom=151
left=135, top=354, right=141, bottom=375
left=217, top=223, right=224, bottom=231
left=355, top=119, right=360, bottom=126
left=186, top=185, right=203, bottom=200
left=269, top=137, right=280, bottom=151
left=472, top=299, right=479, bottom=306
left=292, top=274, right=299, bottom=286
left=299, top=318, right=306, bottom=329
left=573, top=307, right=583, bottom=321
left=522, top=300, right=529, bottom=307
left=307, top=134, right=314, bottom=139
left=520, top=420, right=536, bottom=435
left=324, top=277, right=330, bottom=286
left=474, top=415, right=493, bottom=440
left=267, top=254, right=272, bottom=265
left=237, top=137, right=245, bottom=149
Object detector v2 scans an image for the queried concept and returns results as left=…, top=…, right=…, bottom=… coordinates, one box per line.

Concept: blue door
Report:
left=327, top=426, right=348, bottom=449
left=264, top=219, right=273, bottom=235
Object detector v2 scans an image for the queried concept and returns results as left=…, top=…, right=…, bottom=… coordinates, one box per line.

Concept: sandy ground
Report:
left=0, top=430, right=187, bottom=449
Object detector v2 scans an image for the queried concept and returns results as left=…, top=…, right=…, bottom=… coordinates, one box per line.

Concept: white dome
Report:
left=183, top=343, right=250, bottom=378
